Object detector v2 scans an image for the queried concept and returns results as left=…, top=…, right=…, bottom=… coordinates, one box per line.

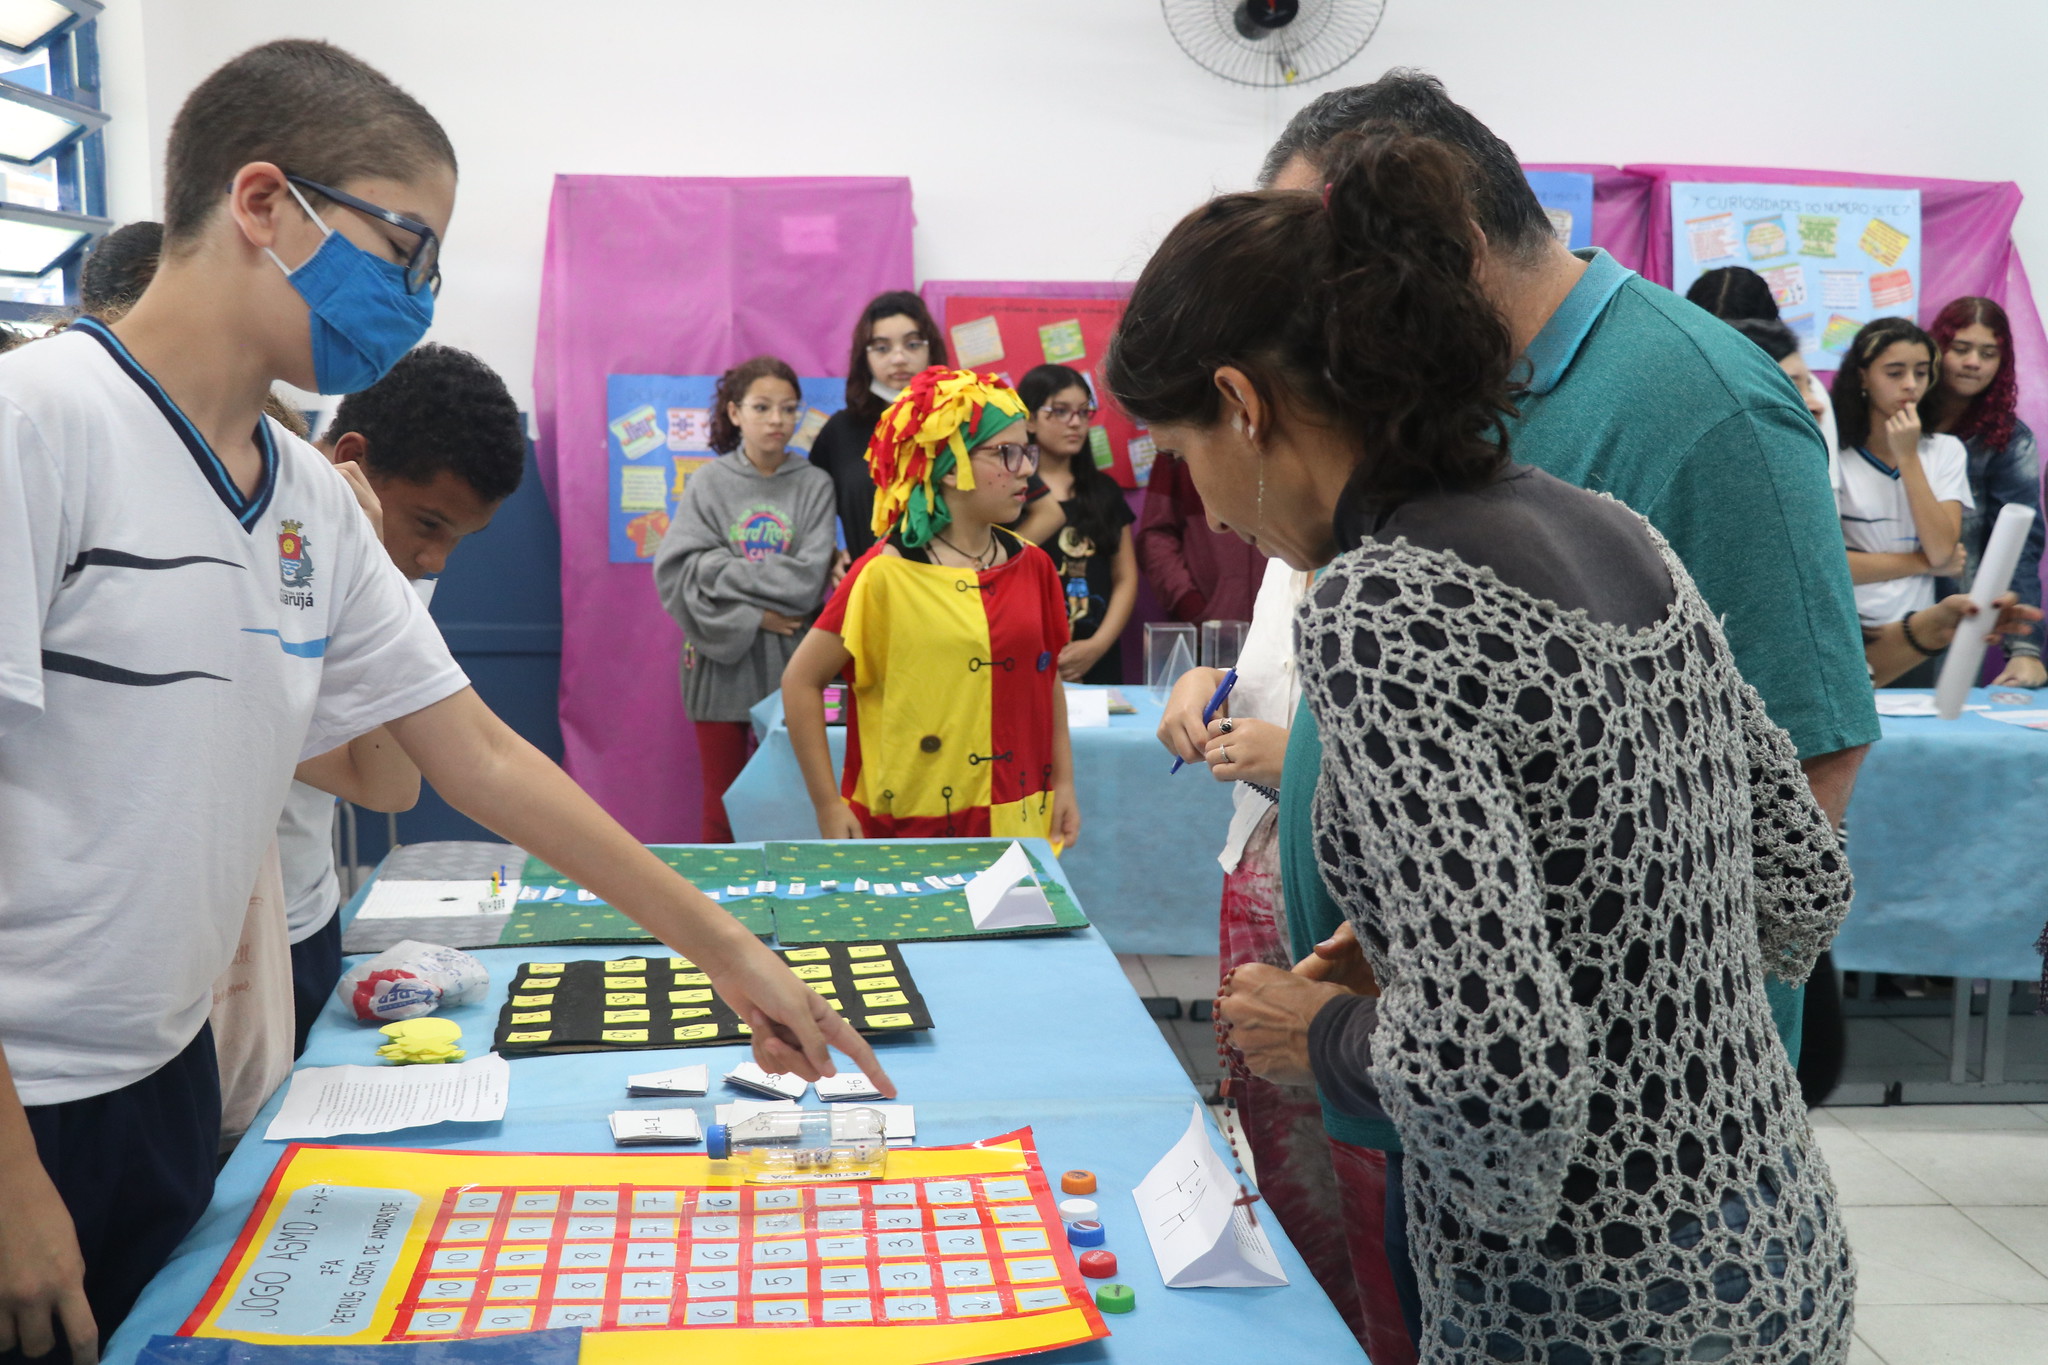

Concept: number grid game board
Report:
left=492, top=944, right=932, bottom=1057
left=180, top=1132, right=1110, bottom=1365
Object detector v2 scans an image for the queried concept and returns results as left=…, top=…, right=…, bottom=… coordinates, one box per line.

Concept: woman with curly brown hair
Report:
left=1112, top=131, right=1856, bottom=1365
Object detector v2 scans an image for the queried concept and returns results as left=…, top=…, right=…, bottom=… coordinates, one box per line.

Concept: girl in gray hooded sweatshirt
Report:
left=654, top=355, right=836, bottom=841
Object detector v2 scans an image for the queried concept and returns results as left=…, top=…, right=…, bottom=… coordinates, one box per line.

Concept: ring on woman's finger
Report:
left=1219, top=717, right=1235, bottom=734
left=1220, top=745, right=1231, bottom=765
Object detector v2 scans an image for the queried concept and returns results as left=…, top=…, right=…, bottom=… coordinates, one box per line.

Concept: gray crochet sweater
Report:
left=1300, top=471, right=1855, bottom=1364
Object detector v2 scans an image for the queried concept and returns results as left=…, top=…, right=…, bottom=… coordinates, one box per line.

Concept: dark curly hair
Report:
left=1107, top=129, right=1516, bottom=513
left=329, top=343, right=525, bottom=503
left=708, top=355, right=801, bottom=455
left=1830, top=316, right=1936, bottom=453
left=1929, top=296, right=2019, bottom=452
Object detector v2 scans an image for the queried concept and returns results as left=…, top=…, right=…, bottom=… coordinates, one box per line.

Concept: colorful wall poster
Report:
left=607, top=374, right=845, bottom=564
left=939, top=296, right=1152, bottom=488
left=1669, top=182, right=1921, bottom=367
left=1524, top=170, right=1594, bottom=251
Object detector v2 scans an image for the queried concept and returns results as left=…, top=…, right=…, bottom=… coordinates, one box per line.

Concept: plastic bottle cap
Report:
left=1058, top=1197, right=1099, bottom=1221
left=1060, top=1169, right=1098, bottom=1195
left=1095, top=1283, right=1136, bottom=1314
left=1066, top=1220, right=1106, bottom=1247
left=704, top=1123, right=729, bottom=1159
left=1078, top=1249, right=1118, bottom=1279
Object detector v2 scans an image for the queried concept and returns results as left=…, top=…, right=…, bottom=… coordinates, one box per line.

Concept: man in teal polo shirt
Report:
left=1241, top=70, right=1878, bottom=1348
left=1263, top=69, right=1874, bottom=1057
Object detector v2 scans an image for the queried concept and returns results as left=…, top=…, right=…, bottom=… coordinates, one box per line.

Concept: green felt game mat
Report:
left=519, top=845, right=764, bottom=892
left=496, top=895, right=775, bottom=946
left=761, top=840, right=1021, bottom=883
left=772, top=880, right=1088, bottom=944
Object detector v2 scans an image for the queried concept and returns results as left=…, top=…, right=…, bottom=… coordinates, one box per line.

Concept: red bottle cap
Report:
left=1079, top=1250, right=1118, bottom=1279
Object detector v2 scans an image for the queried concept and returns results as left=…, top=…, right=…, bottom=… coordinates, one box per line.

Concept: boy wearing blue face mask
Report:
left=0, top=40, right=891, bottom=1363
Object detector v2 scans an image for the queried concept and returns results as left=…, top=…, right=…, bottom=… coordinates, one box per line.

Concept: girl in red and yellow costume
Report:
left=783, top=368, right=1083, bottom=845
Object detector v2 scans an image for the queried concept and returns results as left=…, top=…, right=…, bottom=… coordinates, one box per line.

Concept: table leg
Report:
left=1984, top=980, right=2013, bottom=1086
left=1949, top=981, right=1974, bottom=1086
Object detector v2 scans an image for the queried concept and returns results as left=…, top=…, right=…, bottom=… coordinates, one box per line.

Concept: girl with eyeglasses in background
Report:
left=1019, top=364, right=1137, bottom=683
left=809, top=291, right=1061, bottom=567
left=654, top=355, right=836, bottom=841
left=781, top=369, right=1081, bottom=848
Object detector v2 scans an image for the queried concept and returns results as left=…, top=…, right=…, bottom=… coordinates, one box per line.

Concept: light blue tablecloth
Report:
left=725, top=688, right=1237, bottom=956
left=1834, top=687, right=2048, bottom=982
left=107, top=840, right=1362, bottom=1364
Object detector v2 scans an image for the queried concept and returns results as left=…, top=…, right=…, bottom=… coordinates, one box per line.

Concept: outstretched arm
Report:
left=384, top=688, right=891, bottom=1091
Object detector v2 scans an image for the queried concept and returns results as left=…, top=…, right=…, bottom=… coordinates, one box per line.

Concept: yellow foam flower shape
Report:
left=376, top=1016, right=466, bottom=1064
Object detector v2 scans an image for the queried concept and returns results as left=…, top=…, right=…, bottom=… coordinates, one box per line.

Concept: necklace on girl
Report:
left=934, top=530, right=998, bottom=570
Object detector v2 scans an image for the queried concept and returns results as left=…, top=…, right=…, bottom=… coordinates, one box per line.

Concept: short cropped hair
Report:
left=329, top=344, right=525, bottom=505
left=80, top=220, right=163, bottom=319
left=162, top=39, right=455, bottom=247
left=1259, top=69, right=1552, bottom=258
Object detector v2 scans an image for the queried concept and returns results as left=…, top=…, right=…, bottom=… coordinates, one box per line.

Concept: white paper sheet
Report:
left=1132, top=1104, right=1287, bottom=1288
left=964, top=842, right=1055, bottom=930
left=1983, top=708, right=2048, bottom=731
left=355, top=879, right=514, bottom=920
left=1064, top=686, right=1111, bottom=729
left=265, top=1054, right=509, bottom=1140
left=1875, top=693, right=1989, bottom=717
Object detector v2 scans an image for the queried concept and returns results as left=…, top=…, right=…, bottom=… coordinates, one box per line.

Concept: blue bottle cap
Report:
left=1066, top=1219, right=1105, bottom=1246
left=705, top=1122, right=730, bottom=1159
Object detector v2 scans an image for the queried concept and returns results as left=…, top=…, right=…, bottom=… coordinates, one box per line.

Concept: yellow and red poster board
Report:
left=182, top=1129, right=1108, bottom=1365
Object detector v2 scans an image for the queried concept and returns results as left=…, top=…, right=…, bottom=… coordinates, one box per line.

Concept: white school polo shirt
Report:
left=1835, top=433, right=1973, bottom=627
left=0, top=322, right=468, bottom=1104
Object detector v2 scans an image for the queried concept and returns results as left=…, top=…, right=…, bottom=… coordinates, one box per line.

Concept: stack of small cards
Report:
left=625, top=1063, right=707, bottom=1097
left=816, top=1072, right=888, bottom=1102
left=723, top=1061, right=809, bottom=1101
left=607, top=1108, right=702, bottom=1146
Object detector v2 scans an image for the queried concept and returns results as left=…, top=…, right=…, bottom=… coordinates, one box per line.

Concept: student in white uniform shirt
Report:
left=280, top=343, right=527, bottom=1053
left=1830, top=317, right=1974, bottom=675
left=0, top=40, right=890, bottom=1362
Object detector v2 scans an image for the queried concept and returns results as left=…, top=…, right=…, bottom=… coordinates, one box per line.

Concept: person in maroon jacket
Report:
left=1136, top=450, right=1266, bottom=623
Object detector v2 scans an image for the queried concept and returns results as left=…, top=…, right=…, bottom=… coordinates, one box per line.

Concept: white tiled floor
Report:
left=1125, top=952, right=2048, bottom=1364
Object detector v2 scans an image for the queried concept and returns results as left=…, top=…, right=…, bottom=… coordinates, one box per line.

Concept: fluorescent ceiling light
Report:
left=0, top=200, right=103, bottom=276
left=0, top=0, right=99, bottom=56
left=0, top=78, right=101, bottom=163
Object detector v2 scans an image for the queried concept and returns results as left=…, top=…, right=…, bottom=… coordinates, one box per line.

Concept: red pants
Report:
left=1221, top=812, right=1417, bottom=1365
left=693, top=720, right=754, bottom=844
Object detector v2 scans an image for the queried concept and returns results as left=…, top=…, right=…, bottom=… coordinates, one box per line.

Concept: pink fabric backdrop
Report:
left=1529, top=163, right=2047, bottom=439
left=533, top=175, right=915, bottom=839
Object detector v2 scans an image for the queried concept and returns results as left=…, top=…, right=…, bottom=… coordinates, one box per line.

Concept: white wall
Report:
left=98, top=0, right=2048, bottom=414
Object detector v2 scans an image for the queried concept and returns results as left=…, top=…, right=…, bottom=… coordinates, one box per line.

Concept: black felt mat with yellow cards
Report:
left=491, top=943, right=932, bottom=1057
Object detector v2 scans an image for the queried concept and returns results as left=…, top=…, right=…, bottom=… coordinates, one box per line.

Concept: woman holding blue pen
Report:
left=1110, top=130, right=1854, bottom=1365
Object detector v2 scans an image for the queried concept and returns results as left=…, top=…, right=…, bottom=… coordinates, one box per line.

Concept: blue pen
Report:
left=1170, top=667, right=1239, bottom=773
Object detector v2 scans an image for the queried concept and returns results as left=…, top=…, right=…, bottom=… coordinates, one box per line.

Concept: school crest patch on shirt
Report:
left=277, top=520, right=314, bottom=586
